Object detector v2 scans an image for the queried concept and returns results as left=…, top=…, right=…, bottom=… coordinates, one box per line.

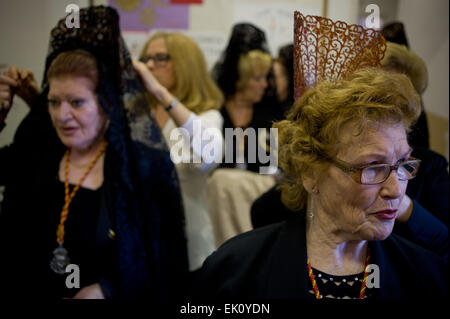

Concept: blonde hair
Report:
left=140, top=32, right=223, bottom=114
left=274, top=68, right=421, bottom=212
left=236, top=49, right=272, bottom=91
left=381, top=41, right=428, bottom=95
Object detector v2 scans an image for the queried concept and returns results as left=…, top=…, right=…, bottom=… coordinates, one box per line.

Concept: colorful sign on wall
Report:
left=170, top=0, right=202, bottom=4
left=109, top=0, right=189, bottom=31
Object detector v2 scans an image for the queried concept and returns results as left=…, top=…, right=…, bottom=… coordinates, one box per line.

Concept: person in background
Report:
left=0, top=6, right=189, bottom=299
left=382, top=22, right=409, bottom=48
left=273, top=43, right=294, bottom=116
left=213, top=23, right=280, bottom=173
left=135, top=32, right=224, bottom=273
left=380, top=40, right=449, bottom=227
left=382, top=22, right=429, bottom=149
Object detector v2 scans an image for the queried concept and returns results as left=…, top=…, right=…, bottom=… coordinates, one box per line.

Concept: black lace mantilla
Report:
left=38, top=5, right=189, bottom=299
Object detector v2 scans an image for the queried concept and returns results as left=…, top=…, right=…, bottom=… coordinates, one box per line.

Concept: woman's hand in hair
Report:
left=132, top=60, right=168, bottom=104
left=1, top=66, right=40, bottom=108
left=133, top=59, right=191, bottom=126
left=0, top=70, right=18, bottom=127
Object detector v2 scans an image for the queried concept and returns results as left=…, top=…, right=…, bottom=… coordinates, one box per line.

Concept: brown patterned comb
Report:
left=294, top=11, right=386, bottom=100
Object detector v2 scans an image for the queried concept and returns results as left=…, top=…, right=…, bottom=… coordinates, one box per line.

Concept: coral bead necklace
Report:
left=50, top=141, right=108, bottom=274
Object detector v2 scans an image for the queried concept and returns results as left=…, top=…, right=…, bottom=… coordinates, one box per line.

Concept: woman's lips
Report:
left=60, top=127, right=78, bottom=135
left=371, top=209, right=398, bottom=220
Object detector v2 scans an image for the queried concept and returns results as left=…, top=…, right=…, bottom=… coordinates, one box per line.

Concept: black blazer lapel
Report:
left=265, top=216, right=309, bottom=298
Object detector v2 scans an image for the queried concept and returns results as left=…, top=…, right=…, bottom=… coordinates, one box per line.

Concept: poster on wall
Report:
left=108, top=0, right=189, bottom=31
left=108, top=0, right=191, bottom=58
left=170, top=0, right=202, bottom=3
left=130, top=28, right=226, bottom=71
left=181, top=31, right=227, bottom=71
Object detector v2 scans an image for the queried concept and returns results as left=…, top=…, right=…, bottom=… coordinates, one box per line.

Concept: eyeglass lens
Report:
left=360, top=161, right=419, bottom=184
left=140, top=54, right=170, bottom=65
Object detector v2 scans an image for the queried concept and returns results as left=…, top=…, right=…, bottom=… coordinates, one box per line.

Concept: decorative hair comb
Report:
left=293, top=11, right=386, bottom=99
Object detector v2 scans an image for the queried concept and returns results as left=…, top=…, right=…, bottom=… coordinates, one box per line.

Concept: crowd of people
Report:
left=0, top=5, right=447, bottom=301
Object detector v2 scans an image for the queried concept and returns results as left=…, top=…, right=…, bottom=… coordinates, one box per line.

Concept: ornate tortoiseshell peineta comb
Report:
left=294, top=11, right=386, bottom=100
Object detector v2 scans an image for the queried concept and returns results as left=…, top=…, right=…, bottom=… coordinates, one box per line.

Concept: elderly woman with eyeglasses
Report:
left=194, top=68, right=448, bottom=300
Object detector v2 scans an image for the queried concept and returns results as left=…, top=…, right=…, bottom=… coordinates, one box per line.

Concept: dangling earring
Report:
left=309, top=187, right=318, bottom=219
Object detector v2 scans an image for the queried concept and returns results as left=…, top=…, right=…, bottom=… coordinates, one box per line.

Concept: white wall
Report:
left=328, top=0, right=359, bottom=25
left=397, top=0, right=449, bottom=119
left=189, top=0, right=325, bottom=55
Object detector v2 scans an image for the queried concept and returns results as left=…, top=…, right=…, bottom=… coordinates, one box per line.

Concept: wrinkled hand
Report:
left=3, top=66, right=40, bottom=107
left=0, top=75, right=17, bottom=106
left=0, top=72, right=18, bottom=126
left=0, top=66, right=40, bottom=128
left=72, top=283, right=105, bottom=299
left=396, top=194, right=413, bottom=223
left=132, top=60, right=166, bottom=102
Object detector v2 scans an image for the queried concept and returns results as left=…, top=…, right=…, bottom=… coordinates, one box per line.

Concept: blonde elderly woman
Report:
left=133, top=32, right=224, bottom=272
left=194, top=68, right=448, bottom=299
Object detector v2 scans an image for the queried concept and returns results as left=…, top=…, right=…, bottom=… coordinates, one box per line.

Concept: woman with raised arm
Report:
left=135, top=32, right=224, bottom=273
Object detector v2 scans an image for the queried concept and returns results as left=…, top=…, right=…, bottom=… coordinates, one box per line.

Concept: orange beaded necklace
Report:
left=307, top=248, right=371, bottom=299
left=50, top=141, right=108, bottom=274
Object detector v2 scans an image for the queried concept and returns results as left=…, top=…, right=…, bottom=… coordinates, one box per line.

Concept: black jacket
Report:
left=194, top=216, right=448, bottom=299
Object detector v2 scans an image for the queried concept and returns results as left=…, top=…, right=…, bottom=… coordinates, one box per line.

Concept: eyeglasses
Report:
left=139, top=53, right=171, bottom=67
left=329, top=157, right=421, bottom=185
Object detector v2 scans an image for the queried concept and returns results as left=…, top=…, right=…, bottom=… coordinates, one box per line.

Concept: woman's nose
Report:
left=380, top=170, right=403, bottom=199
left=57, top=102, right=72, bottom=122
left=146, top=59, right=155, bottom=70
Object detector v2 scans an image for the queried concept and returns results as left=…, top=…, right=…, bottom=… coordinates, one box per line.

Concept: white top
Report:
left=162, top=109, right=223, bottom=270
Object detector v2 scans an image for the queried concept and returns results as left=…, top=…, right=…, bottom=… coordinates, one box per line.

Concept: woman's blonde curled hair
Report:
left=274, top=68, right=421, bottom=212
left=236, top=49, right=272, bottom=92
